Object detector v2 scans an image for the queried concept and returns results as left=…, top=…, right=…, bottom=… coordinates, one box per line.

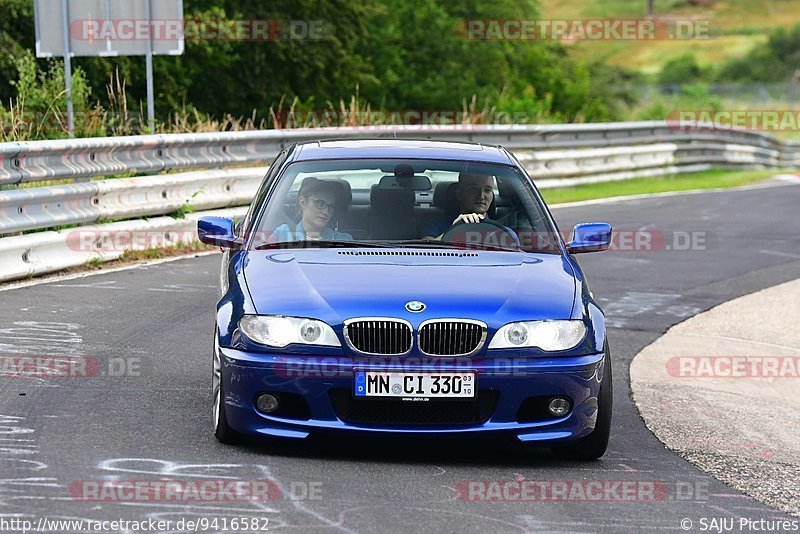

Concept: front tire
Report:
left=552, top=343, right=612, bottom=460
left=213, top=331, right=242, bottom=444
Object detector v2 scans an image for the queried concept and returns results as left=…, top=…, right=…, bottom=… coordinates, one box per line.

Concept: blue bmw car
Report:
left=198, top=139, right=613, bottom=459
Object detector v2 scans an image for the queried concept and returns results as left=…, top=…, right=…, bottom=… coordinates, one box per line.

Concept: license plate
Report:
left=354, top=371, right=475, bottom=398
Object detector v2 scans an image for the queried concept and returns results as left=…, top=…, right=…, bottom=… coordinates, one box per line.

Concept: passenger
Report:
left=271, top=177, right=352, bottom=242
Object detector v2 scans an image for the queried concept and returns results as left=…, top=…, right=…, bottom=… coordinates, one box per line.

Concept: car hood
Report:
left=241, top=249, right=577, bottom=325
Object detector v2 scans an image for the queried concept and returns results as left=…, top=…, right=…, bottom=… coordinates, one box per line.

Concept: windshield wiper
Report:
left=380, top=240, right=520, bottom=252
left=256, top=239, right=520, bottom=252
left=255, top=240, right=394, bottom=250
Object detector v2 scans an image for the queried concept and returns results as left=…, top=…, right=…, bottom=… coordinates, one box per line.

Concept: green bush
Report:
left=658, top=54, right=708, bottom=87
left=11, top=52, right=92, bottom=111
left=0, top=0, right=34, bottom=104
left=2, top=51, right=104, bottom=139
left=717, top=24, right=800, bottom=82
left=636, top=83, right=723, bottom=120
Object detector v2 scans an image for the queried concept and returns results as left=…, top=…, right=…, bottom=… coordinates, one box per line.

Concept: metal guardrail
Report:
left=2, top=122, right=797, bottom=185
left=0, top=207, right=248, bottom=283
left=0, top=167, right=266, bottom=234
left=0, top=122, right=797, bottom=282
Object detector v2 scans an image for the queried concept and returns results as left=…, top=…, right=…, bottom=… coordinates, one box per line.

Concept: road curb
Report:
left=630, top=278, right=800, bottom=517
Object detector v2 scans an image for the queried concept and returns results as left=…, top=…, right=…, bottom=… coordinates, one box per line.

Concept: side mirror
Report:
left=567, top=222, right=612, bottom=254
left=198, top=217, right=239, bottom=249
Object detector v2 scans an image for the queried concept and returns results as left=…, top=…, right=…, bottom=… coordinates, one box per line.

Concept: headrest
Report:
left=370, top=186, right=415, bottom=213
left=433, top=182, right=451, bottom=209
left=331, top=178, right=353, bottom=206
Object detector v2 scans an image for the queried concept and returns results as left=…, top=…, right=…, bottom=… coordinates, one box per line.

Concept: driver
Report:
left=422, top=172, right=497, bottom=239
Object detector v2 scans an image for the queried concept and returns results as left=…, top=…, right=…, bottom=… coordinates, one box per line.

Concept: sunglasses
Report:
left=308, top=197, right=337, bottom=213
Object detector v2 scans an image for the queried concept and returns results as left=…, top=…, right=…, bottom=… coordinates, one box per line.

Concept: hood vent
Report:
left=338, top=251, right=478, bottom=257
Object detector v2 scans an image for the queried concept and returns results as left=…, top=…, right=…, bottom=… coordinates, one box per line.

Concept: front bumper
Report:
left=219, top=346, right=605, bottom=443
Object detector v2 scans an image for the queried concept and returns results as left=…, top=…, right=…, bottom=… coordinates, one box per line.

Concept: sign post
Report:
left=34, top=0, right=184, bottom=136
left=59, top=0, right=75, bottom=137
left=143, top=0, right=155, bottom=131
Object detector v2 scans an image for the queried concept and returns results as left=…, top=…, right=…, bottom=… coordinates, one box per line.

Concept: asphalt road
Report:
left=1, top=179, right=798, bottom=533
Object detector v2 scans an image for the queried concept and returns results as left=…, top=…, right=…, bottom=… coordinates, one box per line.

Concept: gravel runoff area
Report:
left=630, top=278, right=800, bottom=517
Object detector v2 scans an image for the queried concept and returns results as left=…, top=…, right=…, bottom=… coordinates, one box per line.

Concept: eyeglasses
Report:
left=308, top=197, right=337, bottom=213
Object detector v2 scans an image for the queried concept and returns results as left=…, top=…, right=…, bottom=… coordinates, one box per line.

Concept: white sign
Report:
left=35, top=0, right=184, bottom=58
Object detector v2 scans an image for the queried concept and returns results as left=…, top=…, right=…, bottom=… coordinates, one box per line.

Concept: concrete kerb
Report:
left=630, top=277, right=800, bottom=517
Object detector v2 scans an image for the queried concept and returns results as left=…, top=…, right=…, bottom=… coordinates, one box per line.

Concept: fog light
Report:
left=548, top=397, right=571, bottom=417
left=299, top=320, right=322, bottom=343
left=255, top=393, right=279, bottom=414
left=505, top=323, right=529, bottom=346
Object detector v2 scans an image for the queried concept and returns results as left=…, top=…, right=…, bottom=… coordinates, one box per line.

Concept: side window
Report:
left=239, top=149, right=290, bottom=238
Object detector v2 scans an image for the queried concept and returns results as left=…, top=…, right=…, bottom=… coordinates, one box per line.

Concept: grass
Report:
left=118, top=241, right=213, bottom=262
left=79, top=241, right=214, bottom=271
left=538, top=0, right=800, bottom=74
left=597, top=35, right=767, bottom=75
left=541, top=169, right=778, bottom=204
left=772, top=130, right=800, bottom=141
left=2, top=88, right=517, bottom=142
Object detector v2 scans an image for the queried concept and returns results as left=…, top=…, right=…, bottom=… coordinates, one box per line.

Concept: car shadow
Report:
left=231, top=433, right=598, bottom=467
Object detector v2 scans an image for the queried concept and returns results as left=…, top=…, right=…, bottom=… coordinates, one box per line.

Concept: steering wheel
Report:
left=441, top=218, right=520, bottom=250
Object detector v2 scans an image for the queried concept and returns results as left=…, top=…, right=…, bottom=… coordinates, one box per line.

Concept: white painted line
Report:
left=0, top=251, right=221, bottom=293
left=759, top=249, right=800, bottom=260
left=50, top=280, right=125, bottom=290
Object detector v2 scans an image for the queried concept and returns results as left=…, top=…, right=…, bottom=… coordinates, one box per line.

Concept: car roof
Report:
left=290, top=139, right=514, bottom=165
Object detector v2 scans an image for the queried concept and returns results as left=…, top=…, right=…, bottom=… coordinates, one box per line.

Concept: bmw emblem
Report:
left=405, top=301, right=426, bottom=313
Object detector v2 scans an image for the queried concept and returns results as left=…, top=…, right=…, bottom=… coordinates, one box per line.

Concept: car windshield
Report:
left=250, top=159, right=562, bottom=254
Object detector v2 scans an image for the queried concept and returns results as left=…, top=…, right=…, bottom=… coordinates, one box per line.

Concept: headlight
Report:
left=488, top=320, right=586, bottom=351
left=238, top=315, right=341, bottom=348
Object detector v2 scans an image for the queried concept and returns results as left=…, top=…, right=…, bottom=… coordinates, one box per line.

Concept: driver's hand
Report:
left=453, top=213, right=485, bottom=225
